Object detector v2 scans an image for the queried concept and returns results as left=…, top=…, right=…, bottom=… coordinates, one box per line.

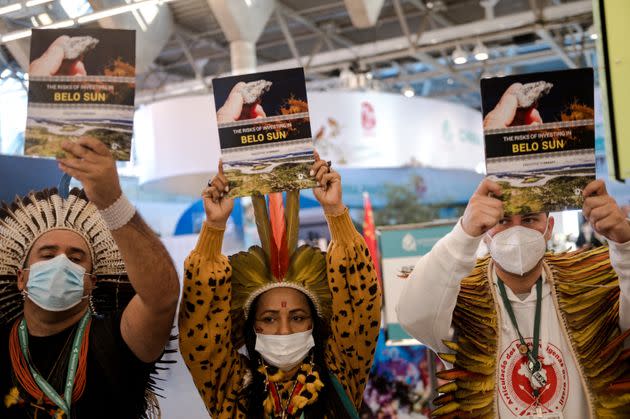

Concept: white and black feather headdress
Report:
left=0, top=187, right=131, bottom=325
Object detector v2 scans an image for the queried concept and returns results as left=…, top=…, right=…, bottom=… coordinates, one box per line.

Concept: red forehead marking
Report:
left=281, top=301, right=287, bottom=308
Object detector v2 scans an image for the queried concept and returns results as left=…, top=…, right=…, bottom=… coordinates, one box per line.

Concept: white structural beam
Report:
left=535, top=27, right=577, bottom=69
left=274, top=8, right=302, bottom=67
left=392, top=0, right=476, bottom=89
left=254, top=0, right=591, bottom=72
left=136, top=0, right=592, bottom=104
left=207, top=0, right=276, bottom=73
left=276, top=2, right=357, bottom=52
left=343, top=0, right=385, bottom=28
left=405, top=0, right=453, bottom=27
left=0, top=0, right=177, bottom=44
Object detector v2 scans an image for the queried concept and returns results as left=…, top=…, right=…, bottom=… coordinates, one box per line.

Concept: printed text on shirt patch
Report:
left=499, top=339, right=568, bottom=416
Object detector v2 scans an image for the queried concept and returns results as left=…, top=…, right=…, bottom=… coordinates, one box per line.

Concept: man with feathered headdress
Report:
left=0, top=137, right=180, bottom=418
left=179, top=157, right=382, bottom=418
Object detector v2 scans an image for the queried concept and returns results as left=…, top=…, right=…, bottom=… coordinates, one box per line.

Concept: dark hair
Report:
left=239, top=293, right=350, bottom=418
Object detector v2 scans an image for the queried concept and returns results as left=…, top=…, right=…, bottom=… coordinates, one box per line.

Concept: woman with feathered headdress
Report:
left=179, top=155, right=382, bottom=418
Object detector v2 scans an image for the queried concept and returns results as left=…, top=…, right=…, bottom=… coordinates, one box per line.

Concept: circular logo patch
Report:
left=498, top=339, right=568, bottom=416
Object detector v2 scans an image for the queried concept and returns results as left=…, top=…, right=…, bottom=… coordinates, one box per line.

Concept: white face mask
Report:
left=255, top=329, right=315, bottom=371
left=488, top=223, right=548, bottom=276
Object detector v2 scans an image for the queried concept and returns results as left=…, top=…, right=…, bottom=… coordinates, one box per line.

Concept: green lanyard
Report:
left=18, top=311, right=91, bottom=418
left=497, top=277, right=546, bottom=397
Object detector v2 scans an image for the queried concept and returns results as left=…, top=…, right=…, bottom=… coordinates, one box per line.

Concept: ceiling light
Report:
left=587, top=24, right=598, bottom=40
left=77, top=0, right=159, bottom=23
left=473, top=41, right=489, bottom=61
left=402, top=85, right=415, bottom=98
left=60, top=0, right=92, bottom=19
left=26, top=0, right=55, bottom=7
left=37, top=12, right=53, bottom=25
left=43, top=19, right=75, bottom=29
left=0, top=69, right=11, bottom=78
left=0, top=3, right=22, bottom=16
left=30, top=16, right=40, bottom=27
left=452, top=45, right=468, bottom=65
left=2, top=30, right=32, bottom=43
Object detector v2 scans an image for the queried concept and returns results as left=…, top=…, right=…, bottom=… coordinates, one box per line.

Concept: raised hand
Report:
left=582, top=180, right=630, bottom=244
left=461, top=178, right=504, bottom=237
left=311, top=150, right=344, bottom=216
left=57, top=136, right=121, bottom=210
left=203, top=162, right=234, bottom=229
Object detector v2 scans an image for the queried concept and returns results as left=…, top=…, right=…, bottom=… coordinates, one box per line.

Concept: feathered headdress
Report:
left=229, top=191, right=331, bottom=347
left=0, top=188, right=131, bottom=325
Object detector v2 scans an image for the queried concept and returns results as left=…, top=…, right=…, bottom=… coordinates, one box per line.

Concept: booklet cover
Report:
left=480, top=68, right=595, bottom=215
left=25, top=28, right=135, bottom=161
left=212, top=67, right=317, bottom=198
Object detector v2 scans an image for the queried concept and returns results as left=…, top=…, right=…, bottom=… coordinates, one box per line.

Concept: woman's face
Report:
left=254, top=287, right=313, bottom=335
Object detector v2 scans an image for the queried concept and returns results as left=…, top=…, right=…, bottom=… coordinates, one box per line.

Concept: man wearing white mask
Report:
left=0, top=137, right=180, bottom=418
left=396, top=178, right=630, bottom=418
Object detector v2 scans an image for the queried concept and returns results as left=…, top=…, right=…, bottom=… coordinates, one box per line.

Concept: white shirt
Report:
left=396, top=220, right=630, bottom=418
left=492, top=270, right=584, bottom=417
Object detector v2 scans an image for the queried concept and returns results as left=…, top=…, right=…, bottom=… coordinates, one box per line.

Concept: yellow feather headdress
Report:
left=229, top=191, right=331, bottom=347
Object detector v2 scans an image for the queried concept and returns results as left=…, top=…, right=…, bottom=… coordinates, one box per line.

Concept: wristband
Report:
left=99, top=193, right=136, bottom=230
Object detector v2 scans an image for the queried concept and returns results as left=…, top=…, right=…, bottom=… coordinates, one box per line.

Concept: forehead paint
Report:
left=281, top=301, right=287, bottom=308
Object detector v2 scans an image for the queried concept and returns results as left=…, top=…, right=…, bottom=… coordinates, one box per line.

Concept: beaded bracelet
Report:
left=99, top=193, right=136, bottom=231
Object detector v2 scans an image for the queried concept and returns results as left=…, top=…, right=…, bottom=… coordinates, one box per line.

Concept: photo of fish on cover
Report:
left=481, top=68, right=595, bottom=215
left=212, top=67, right=317, bottom=198
left=25, top=28, right=135, bottom=161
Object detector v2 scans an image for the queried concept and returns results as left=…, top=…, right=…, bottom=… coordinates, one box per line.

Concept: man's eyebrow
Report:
left=35, top=245, right=59, bottom=253
left=67, top=247, right=87, bottom=256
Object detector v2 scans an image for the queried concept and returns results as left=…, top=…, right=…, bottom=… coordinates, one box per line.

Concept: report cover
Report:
left=212, top=67, right=317, bottom=198
left=480, top=68, right=595, bottom=215
left=25, top=28, right=135, bottom=161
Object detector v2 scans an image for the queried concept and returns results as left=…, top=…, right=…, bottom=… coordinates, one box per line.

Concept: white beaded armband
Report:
left=99, top=193, right=136, bottom=230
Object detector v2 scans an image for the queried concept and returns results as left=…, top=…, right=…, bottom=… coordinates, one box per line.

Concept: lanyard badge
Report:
left=497, top=278, right=547, bottom=397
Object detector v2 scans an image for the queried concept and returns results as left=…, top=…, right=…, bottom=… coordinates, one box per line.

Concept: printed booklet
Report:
left=480, top=68, right=595, bottom=214
left=25, top=28, right=135, bottom=161
left=212, top=67, right=317, bottom=198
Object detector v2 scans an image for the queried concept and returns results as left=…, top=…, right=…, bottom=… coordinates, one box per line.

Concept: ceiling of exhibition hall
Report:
left=0, top=0, right=596, bottom=109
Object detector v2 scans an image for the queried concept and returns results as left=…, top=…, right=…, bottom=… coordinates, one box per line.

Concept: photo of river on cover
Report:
left=25, top=116, right=132, bottom=160
left=488, top=163, right=595, bottom=214
left=223, top=150, right=316, bottom=197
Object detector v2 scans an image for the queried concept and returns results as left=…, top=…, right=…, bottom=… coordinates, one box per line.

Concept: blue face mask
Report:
left=24, top=254, right=88, bottom=312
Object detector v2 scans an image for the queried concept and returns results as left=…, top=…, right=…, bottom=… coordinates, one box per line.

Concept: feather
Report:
left=285, top=190, right=300, bottom=256
left=268, top=193, right=288, bottom=280
left=251, top=195, right=272, bottom=261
